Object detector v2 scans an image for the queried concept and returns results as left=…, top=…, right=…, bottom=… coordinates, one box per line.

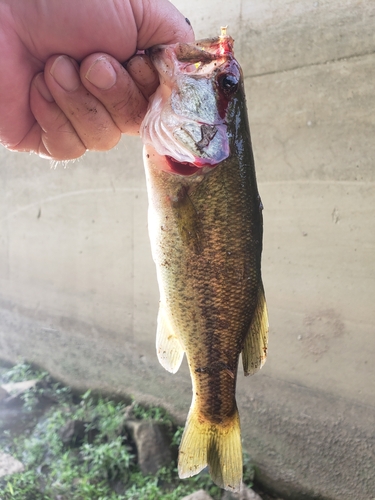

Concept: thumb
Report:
left=131, top=0, right=194, bottom=49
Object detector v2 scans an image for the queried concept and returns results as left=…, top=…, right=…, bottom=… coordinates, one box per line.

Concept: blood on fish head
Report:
left=141, top=35, right=242, bottom=176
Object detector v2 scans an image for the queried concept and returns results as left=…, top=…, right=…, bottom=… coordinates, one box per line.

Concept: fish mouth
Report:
left=165, top=156, right=218, bottom=176
left=147, top=35, right=234, bottom=68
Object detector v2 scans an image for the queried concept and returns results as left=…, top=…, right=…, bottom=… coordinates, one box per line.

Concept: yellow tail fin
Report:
left=178, top=405, right=242, bottom=492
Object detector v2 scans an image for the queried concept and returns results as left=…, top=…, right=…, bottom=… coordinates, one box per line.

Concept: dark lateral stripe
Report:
left=194, top=366, right=238, bottom=424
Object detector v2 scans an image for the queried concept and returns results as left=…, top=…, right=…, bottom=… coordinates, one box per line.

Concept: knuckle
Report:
left=87, top=128, right=121, bottom=152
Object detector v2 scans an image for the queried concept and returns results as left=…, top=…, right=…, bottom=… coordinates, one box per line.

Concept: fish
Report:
left=140, top=30, right=268, bottom=492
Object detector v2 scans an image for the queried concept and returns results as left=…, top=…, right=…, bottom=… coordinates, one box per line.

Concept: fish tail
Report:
left=178, top=404, right=242, bottom=492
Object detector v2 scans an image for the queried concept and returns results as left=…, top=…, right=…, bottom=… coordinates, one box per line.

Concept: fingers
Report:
left=131, top=0, right=195, bottom=48
left=79, top=53, right=156, bottom=134
left=30, top=73, right=87, bottom=160
left=125, top=55, right=159, bottom=99
left=15, top=53, right=158, bottom=160
left=12, top=73, right=87, bottom=160
left=17, top=57, right=125, bottom=160
left=44, top=55, right=122, bottom=152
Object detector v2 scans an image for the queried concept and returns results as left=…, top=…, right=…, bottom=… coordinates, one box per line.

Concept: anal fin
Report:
left=242, top=284, right=269, bottom=376
left=156, top=303, right=184, bottom=373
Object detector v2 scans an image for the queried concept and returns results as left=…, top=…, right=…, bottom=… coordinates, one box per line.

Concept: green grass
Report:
left=0, top=362, right=254, bottom=500
left=1, top=361, right=72, bottom=412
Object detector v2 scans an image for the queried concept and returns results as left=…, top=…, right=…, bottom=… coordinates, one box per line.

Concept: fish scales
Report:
left=141, top=32, right=268, bottom=492
left=146, top=154, right=260, bottom=412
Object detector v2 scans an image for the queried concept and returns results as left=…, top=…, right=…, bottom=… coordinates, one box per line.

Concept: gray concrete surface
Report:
left=1, top=1, right=374, bottom=499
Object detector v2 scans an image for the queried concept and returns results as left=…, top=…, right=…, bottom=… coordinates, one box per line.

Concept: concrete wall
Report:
left=1, top=1, right=374, bottom=499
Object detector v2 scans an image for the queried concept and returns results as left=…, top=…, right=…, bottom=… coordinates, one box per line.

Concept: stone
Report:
left=221, top=482, right=263, bottom=500
left=0, top=380, right=39, bottom=406
left=126, top=419, right=173, bottom=475
left=1, top=380, right=38, bottom=397
left=181, top=489, right=214, bottom=500
left=58, top=419, right=86, bottom=446
left=0, top=452, right=24, bottom=478
left=0, top=385, right=8, bottom=403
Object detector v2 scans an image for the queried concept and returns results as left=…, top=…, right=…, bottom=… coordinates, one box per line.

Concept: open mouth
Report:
left=165, top=156, right=217, bottom=176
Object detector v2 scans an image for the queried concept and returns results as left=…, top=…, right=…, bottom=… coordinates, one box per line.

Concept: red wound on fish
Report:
left=217, top=35, right=234, bottom=56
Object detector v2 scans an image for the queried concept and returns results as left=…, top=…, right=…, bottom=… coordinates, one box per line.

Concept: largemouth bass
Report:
left=140, top=31, right=268, bottom=492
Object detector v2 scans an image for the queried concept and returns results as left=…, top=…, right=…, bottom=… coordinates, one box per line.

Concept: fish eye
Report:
left=218, top=73, right=239, bottom=95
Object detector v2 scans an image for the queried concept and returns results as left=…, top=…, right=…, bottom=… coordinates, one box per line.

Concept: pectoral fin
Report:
left=156, top=304, right=184, bottom=373
left=242, top=285, right=269, bottom=376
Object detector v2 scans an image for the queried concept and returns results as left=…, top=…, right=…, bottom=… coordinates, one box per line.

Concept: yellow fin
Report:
left=242, top=284, right=269, bottom=376
left=156, top=303, right=184, bottom=373
left=178, top=405, right=242, bottom=492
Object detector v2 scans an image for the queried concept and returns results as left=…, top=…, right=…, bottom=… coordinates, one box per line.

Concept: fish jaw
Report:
left=140, top=36, right=242, bottom=174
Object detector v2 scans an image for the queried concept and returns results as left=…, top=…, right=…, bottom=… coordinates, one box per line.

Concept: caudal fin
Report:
left=178, top=405, right=242, bottom=492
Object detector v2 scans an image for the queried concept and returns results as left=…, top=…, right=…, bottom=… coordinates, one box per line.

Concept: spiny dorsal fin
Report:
left=242, top=284, right=269, bottom=376
left=156, top=303, right=184, bottom=373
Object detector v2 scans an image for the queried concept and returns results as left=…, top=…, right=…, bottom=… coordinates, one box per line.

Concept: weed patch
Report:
left=0, top=362, right=254, bottom=499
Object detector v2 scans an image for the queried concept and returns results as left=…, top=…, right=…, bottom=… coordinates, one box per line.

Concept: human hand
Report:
left=0, top=0, right=194, bottom=160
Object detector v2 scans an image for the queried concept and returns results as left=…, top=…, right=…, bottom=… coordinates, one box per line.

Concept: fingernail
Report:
left=50, top=55, right=80, bottom=92
left=34, top=74, right=54, bottom=102
left=127, top=55, right=158, bottom=88
left=85, top=57, right=117, bottom=90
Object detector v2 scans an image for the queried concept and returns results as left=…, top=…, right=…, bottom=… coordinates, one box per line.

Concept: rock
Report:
left=1, top=379, right=39, bottom=397
left=0, top=379, right=38, bottom=406
left=222, top=482, right=263, bottom=500
left=0, top=385, right=8, bottom=403
left=126, top=419, right=173, bottom=475
left=0, top=451, right=24, bottom=478
left=181, top=489, right=214, bottom=500
left=59, top=419, right=86, bottom=446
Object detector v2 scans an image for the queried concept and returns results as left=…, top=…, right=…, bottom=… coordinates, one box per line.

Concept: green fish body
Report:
left=141, top=34, right=268, bottom=492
